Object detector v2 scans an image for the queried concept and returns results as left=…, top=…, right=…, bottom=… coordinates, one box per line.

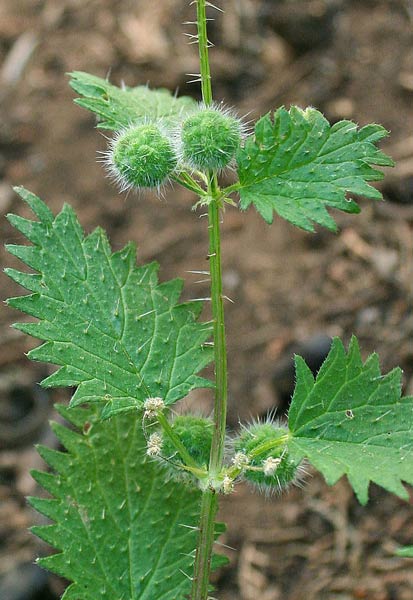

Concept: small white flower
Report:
left=143, top=397, right=165, bottom=419
left=146, top=433, right=163, bottom=456
left=263, top=457, right=282, bottom=476
left=231, top=452, right=249, bottom=469
left=222, top=475, right=234, bottom=495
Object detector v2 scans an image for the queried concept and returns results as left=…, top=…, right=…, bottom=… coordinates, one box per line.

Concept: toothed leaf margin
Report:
left=287, top=336, right=413, bottom=504
left=30, top=405, right=227, bottom=600
left=6, top=187, right=214, bottom=419
left=237, top=106, right=393, bottom=231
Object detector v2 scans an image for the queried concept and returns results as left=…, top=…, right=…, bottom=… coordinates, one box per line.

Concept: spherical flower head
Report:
left=180, top=106, right=242, bottom=171
left=108, top=123, right=177, bottom=190
left=162, top=415, right=213, bottom=469
left=234, top=422, right=302, bottom=492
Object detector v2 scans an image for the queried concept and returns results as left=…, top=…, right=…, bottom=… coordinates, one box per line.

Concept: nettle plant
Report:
left=5, top=2, right=413, bottom=598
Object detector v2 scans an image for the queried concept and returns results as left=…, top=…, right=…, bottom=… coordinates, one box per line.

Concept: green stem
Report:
left=196, top=0, right=213, bottom=106
left=191, top=490, right=218, bottom=600
left=191, top=2, right=229, bottom=599
left=156, top=411, right=200, bottom=472
left=206, top=192, right=228, bottom=476
left=191, top=190, right=227, bottom=600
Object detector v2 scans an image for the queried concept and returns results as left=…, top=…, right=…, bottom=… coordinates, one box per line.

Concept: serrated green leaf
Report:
left=287, top=336, right=413, bottom=504
left=69, top=71, right=197, bottom=130
left=6, top=188, right=213, bottom=418
left=236, top=107, right=394, bottom=231
left=30, top=405, right=225, bottom=600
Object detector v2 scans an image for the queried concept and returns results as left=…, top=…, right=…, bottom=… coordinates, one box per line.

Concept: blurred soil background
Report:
left=0, top=0, right=413, bottom=598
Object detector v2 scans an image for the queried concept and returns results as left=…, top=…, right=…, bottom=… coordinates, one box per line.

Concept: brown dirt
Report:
left=1, top=1, right=413, bottom=598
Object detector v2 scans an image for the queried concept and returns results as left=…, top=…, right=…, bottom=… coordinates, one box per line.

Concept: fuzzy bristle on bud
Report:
left=179, top=105, right=242, bottom=171
left=107, top=123, right=177, bottom=190
left=233, top=422, right=303, bottom=493
left=143, top=397, right=165, bottom=419
left=162, top=415, right=213, bottom=469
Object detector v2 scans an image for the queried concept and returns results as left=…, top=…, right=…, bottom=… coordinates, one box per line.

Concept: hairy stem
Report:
left=196, top=0, right=213, bottom=106
left=191, top=2, right=228, bottom=599
left=191, top=187, right=227, bottom=600
left=207, top=191, right=228, bottom=476
left=191, top=488, right=218, bottom=600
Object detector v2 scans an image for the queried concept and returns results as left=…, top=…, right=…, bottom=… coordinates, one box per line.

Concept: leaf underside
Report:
left=31, top=405, right=226, bottom=600
left=237, top=106, right=394, bottom=231
left=69, top=71, right=197, bottom=130
left=6, top=187, right=213, bottom=419
left=288, top=336, right=413, bottom=504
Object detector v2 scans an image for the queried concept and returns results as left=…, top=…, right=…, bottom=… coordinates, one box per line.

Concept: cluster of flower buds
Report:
left=141, top=397, right=304, bottom=495
left=104, top=104, right=244, bottom=192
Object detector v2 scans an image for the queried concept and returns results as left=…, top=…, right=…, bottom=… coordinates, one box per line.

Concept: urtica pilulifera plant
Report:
left=5, top=1, right=413, bottom=598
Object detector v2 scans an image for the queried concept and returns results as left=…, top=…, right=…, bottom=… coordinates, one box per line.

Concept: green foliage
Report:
left=6, top=187, right=213, bottom=420
left=109, top=124, right=178, bottom=189
left=236, top=106, right=393, bottom=231
left=30, top=404, right=224, bottom=600
left=287, top=337, right=413, bottom=504
left=162, top=415, right=214, bottom=469
left=180, top=107, right=241, bottom=170
left=69, top=71, right=197, bottom=130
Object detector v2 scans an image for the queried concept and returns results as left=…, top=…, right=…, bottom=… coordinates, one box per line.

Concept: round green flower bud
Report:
left=162, top=415, right=213, bottom=469
left=109, top=123, right=177, bottom=189
left=180, top=107, right=241, bottom=171
left=233, top=422, right=301, bottom=491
